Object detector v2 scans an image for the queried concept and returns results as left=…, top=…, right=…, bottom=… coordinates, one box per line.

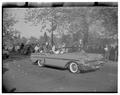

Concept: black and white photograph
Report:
left=2, top=2, right=118, bottom=93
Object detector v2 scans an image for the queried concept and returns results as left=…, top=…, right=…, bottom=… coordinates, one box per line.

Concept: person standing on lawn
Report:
left=79, top=39, right=83, bottom=51
left=104, top=44, right=110, bottom=60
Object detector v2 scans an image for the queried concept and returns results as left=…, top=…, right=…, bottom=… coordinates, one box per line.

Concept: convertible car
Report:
left=30, top=51, right=105, bottom=74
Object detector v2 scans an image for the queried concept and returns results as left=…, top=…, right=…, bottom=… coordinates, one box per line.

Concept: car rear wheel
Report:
left=69, top=62, right=80, bottom=73
left=37, top=60, right=43, bottom=67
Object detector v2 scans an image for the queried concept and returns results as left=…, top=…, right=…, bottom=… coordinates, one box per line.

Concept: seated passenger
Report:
left=39, top=46, right=44, bottom=53
left=34, top=44, right=39, bottom=53
left=45, top=42, right=52, bottom=53
left=60, top=43, right=66, bottom=54
left=52, top=45, right=60, bottom=54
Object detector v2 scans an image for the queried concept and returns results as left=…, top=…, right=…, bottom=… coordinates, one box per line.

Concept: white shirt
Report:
left=35, top=46, right=39, bottom=51
left=104, top=47, right=108, bottom=51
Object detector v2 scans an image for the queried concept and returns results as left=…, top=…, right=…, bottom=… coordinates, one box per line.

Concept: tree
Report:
left=24, top=8, right=89, bottom=47
left=12, top=30, right=21, bottom=45
left=43, top=32, right=49, bottom=43
left=24, top=7, right=117, bottom=49
left=61, top=34, right=73, bottom=47
left=3, top=8, right=18, bottom=47
left=87, top=7, right=118, bottom=47
left=28, top=36, right=38, bottom=44
left=88, top=7, right=117, bottom=38
left=20, top=37, right=28, bottom=44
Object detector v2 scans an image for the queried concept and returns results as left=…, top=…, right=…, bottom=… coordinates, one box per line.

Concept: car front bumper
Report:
left=78, top=60, right=105, bottom=72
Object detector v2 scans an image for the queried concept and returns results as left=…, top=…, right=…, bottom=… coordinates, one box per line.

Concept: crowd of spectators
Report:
left=3, top=40, right=118, bottom=61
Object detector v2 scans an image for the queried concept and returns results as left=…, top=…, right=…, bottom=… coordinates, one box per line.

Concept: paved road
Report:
left=3, top=56, right=117, bottom=92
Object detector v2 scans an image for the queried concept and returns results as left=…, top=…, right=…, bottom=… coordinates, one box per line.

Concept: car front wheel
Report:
left=69, top=62, right=80, bottom=73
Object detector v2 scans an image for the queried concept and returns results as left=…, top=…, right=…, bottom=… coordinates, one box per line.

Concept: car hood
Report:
left=64, top=52, right=104, bottom=61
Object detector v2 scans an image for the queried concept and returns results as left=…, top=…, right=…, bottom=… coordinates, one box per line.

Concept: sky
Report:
left=8, top=8, right=47, bottom=39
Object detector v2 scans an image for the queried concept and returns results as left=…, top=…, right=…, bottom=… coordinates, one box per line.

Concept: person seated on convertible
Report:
left=52, top=45, right=60, bottom=54
left=51, top=45, right=66, bottom=54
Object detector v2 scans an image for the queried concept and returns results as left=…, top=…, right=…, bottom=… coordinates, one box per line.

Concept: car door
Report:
left=44, top=53, right=69, bottom=68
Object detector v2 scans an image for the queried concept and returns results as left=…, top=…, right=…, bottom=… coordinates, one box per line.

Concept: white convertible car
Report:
left=30, top=51, right=105, bottom=74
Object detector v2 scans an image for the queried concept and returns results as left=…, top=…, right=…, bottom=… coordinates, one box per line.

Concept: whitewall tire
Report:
left=69, top=62, right=79, bottom=73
